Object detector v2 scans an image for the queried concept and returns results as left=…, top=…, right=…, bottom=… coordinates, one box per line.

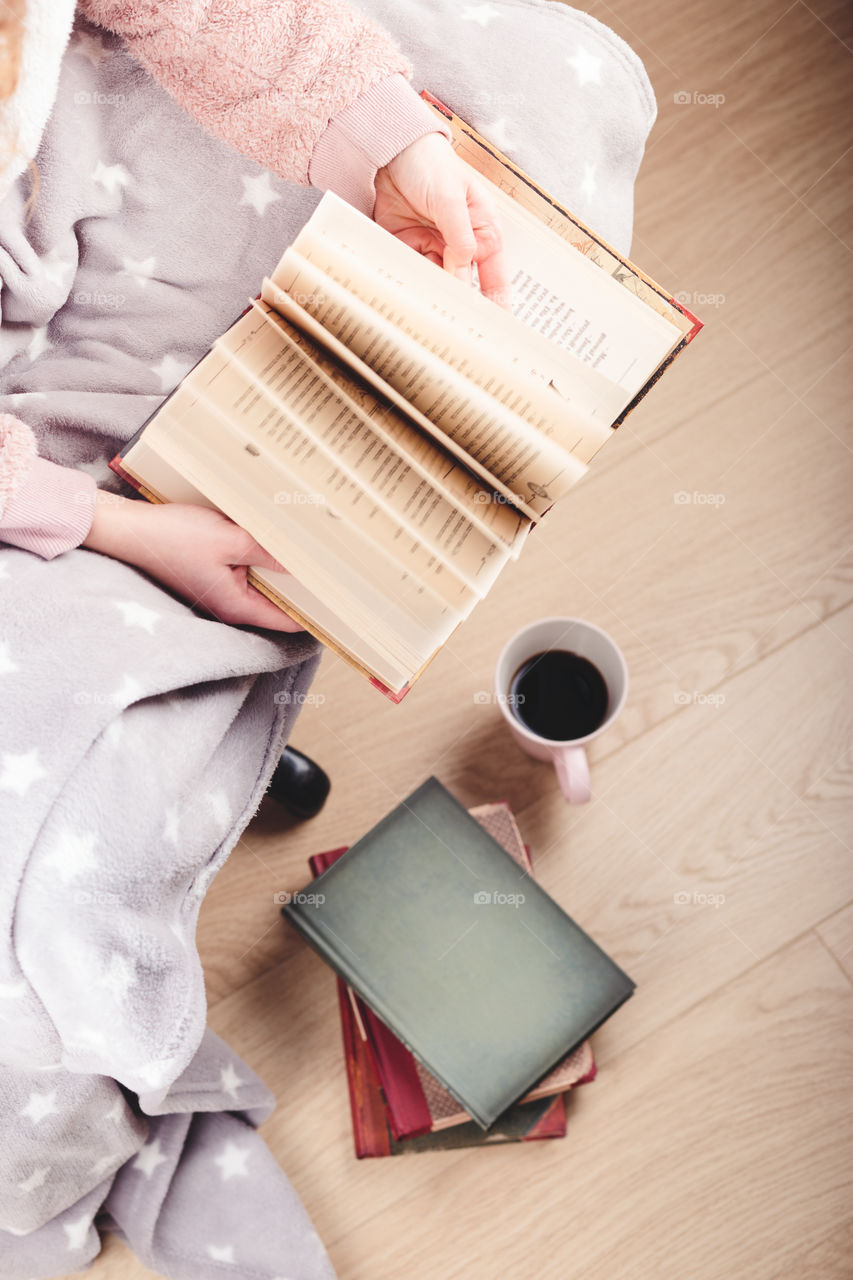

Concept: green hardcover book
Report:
left=282, top=777, right=634, bottom=1129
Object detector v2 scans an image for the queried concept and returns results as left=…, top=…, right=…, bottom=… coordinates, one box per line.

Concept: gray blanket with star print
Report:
left=0, top=2, right=654, bottom=1276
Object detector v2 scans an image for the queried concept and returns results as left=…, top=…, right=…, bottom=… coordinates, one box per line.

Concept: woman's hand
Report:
left=374, top=133, right=512, bottom=309
left=82, top=492, right=303, bottom=632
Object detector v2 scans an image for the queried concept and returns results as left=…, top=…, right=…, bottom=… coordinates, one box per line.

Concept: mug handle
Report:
left=553, top=745, right=591, bottom=804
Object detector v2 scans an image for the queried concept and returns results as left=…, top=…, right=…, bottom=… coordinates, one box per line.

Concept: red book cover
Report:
left=337, top=970, right=567, bottom=1158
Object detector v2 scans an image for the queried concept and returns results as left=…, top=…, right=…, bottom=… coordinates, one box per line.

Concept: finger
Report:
left=390, top=224, right=446, bottom=260
left=475, top=242, right=513, bottom=310
left=434, top=185, right=478, bottom=282
left=243, top=589, right=306, bottom=632
left=466, top=185, right=513, bottom=308
left=232, top=570, right=306, bottom=632
left=231, top=538, right=289, bottom=574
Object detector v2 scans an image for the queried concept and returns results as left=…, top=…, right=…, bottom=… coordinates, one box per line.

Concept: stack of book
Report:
left=284, top=778, right=634, bottom=1158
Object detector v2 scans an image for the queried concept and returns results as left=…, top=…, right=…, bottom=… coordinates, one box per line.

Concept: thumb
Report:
left=232, top=539, right=289, bottom=575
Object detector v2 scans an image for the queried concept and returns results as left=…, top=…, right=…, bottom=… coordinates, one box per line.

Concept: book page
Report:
left=117, top=438, right=419, bottom=693
left=142, top=399, right=468, bottom=672
left=266, top=254, right=595, bottom=517
left=248, top=301, right=529, bottom=558
left=477, top=180, right=683, bottom=399
left=431, top=97, right=694, bottom=339
left=145, top=368, right=478, bottom=620
left=220, top=305, right=516, bottom=598
left=262, top=274, right=545, bottom=522
left=281, top=194, right=623, bottom=446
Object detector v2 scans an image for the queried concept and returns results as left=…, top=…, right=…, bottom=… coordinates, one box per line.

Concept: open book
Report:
left=111, top=93, right=702, bottom=699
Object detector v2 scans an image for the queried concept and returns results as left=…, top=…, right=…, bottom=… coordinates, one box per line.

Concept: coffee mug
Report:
left=494, top=617, right=628, bottom=803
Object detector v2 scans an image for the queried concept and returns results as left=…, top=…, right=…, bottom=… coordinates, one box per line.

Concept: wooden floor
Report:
left=76, top=1, right=853, bottom=1277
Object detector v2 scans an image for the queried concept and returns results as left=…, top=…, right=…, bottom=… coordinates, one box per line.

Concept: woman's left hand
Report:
left=374, top=132, right=512, bottom=309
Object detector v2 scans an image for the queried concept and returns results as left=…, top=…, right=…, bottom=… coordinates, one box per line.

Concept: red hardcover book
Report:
left=336, top=969, right=567, bottom=1158
left=309, top=802, right=596, bottom=1143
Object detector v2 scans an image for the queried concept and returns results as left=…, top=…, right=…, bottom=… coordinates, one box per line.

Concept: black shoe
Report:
left=267, top=746, right=331, bottom=820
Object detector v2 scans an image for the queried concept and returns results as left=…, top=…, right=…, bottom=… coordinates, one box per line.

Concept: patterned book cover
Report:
left=309, top=801, right=596, bottom=1141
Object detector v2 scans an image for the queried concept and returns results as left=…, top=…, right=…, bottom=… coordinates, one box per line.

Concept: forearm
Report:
left=81, top=489, right=158, bottom=568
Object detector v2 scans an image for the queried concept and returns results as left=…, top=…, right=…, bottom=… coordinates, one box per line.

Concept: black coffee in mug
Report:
left=509, top=649, right=609, bottom=741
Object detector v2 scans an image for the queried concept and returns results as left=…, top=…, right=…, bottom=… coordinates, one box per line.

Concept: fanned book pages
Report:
left=310, top=802, right=595, bottom=1141
left=111, top=95, right=702, bottom=700
left=282, top=777, right=635, bottom=1130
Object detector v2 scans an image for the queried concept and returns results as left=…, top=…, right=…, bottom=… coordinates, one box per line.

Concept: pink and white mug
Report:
left=494, top=617, right=628, bottom=804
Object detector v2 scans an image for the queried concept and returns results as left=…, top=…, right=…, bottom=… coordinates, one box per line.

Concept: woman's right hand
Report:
left=82, top=492, right=304, bottom=632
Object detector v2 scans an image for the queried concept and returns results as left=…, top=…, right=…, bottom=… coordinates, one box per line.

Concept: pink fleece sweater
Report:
left=0, top=0, right=449, bottom=558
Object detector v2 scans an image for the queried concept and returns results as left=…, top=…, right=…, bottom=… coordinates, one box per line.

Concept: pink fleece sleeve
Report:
left=79, top=1, right=449, bottom=215
left=0, top=415, right=96, bottom=559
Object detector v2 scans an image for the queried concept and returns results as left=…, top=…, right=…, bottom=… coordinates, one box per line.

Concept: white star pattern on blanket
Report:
left=42, top=828, right=98, bottom=883
left=27, top=325, right=51, bottom=362
left=220, top=1063, right=244, bottom=1099
left=111, top=673, right=143, bottom=707
left=97, top=952, right=137, bottom=1002
left=73, top=30, right=109, bottom=66
left=214, top=1141, right=251, bottom=1181
left=90, top=1153, right=117, bottom=1179
left=63, top=1213, right=92, bottom=1251
left=484, top=118, right=514, bottom=153
left=580, top=162, right=598, bottom=203
left=93, top=161, right=131, bottom=197
left=0, top=748, right=47, bottom=796
left=115, top=600, right=160, bottom=633
left=150, top=353, right=193, bottom=392
left=240, top=171, right=281, bottom=216
left=18, top=1166, right=50, bottom=1193
left=208, top=788, right=232, bottom=829
left=208, top=1243, right=236, bottom=1263
left=163, top=804, right=180, bottom=846
left=104, top=1097, right=125, bottom=1123
left=120, top=255, right=157, bottom=287
left=461, top=4, right=501, bottom=25
left=132, top=1138, right=168, bottom=1178
left=20, top=1090, right=59, bottom=1124
left=0, top=640, right=18, bottom=674
left=567, top=46, right=603, bottom=86
left=40, top=247, right=75, bottom=289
